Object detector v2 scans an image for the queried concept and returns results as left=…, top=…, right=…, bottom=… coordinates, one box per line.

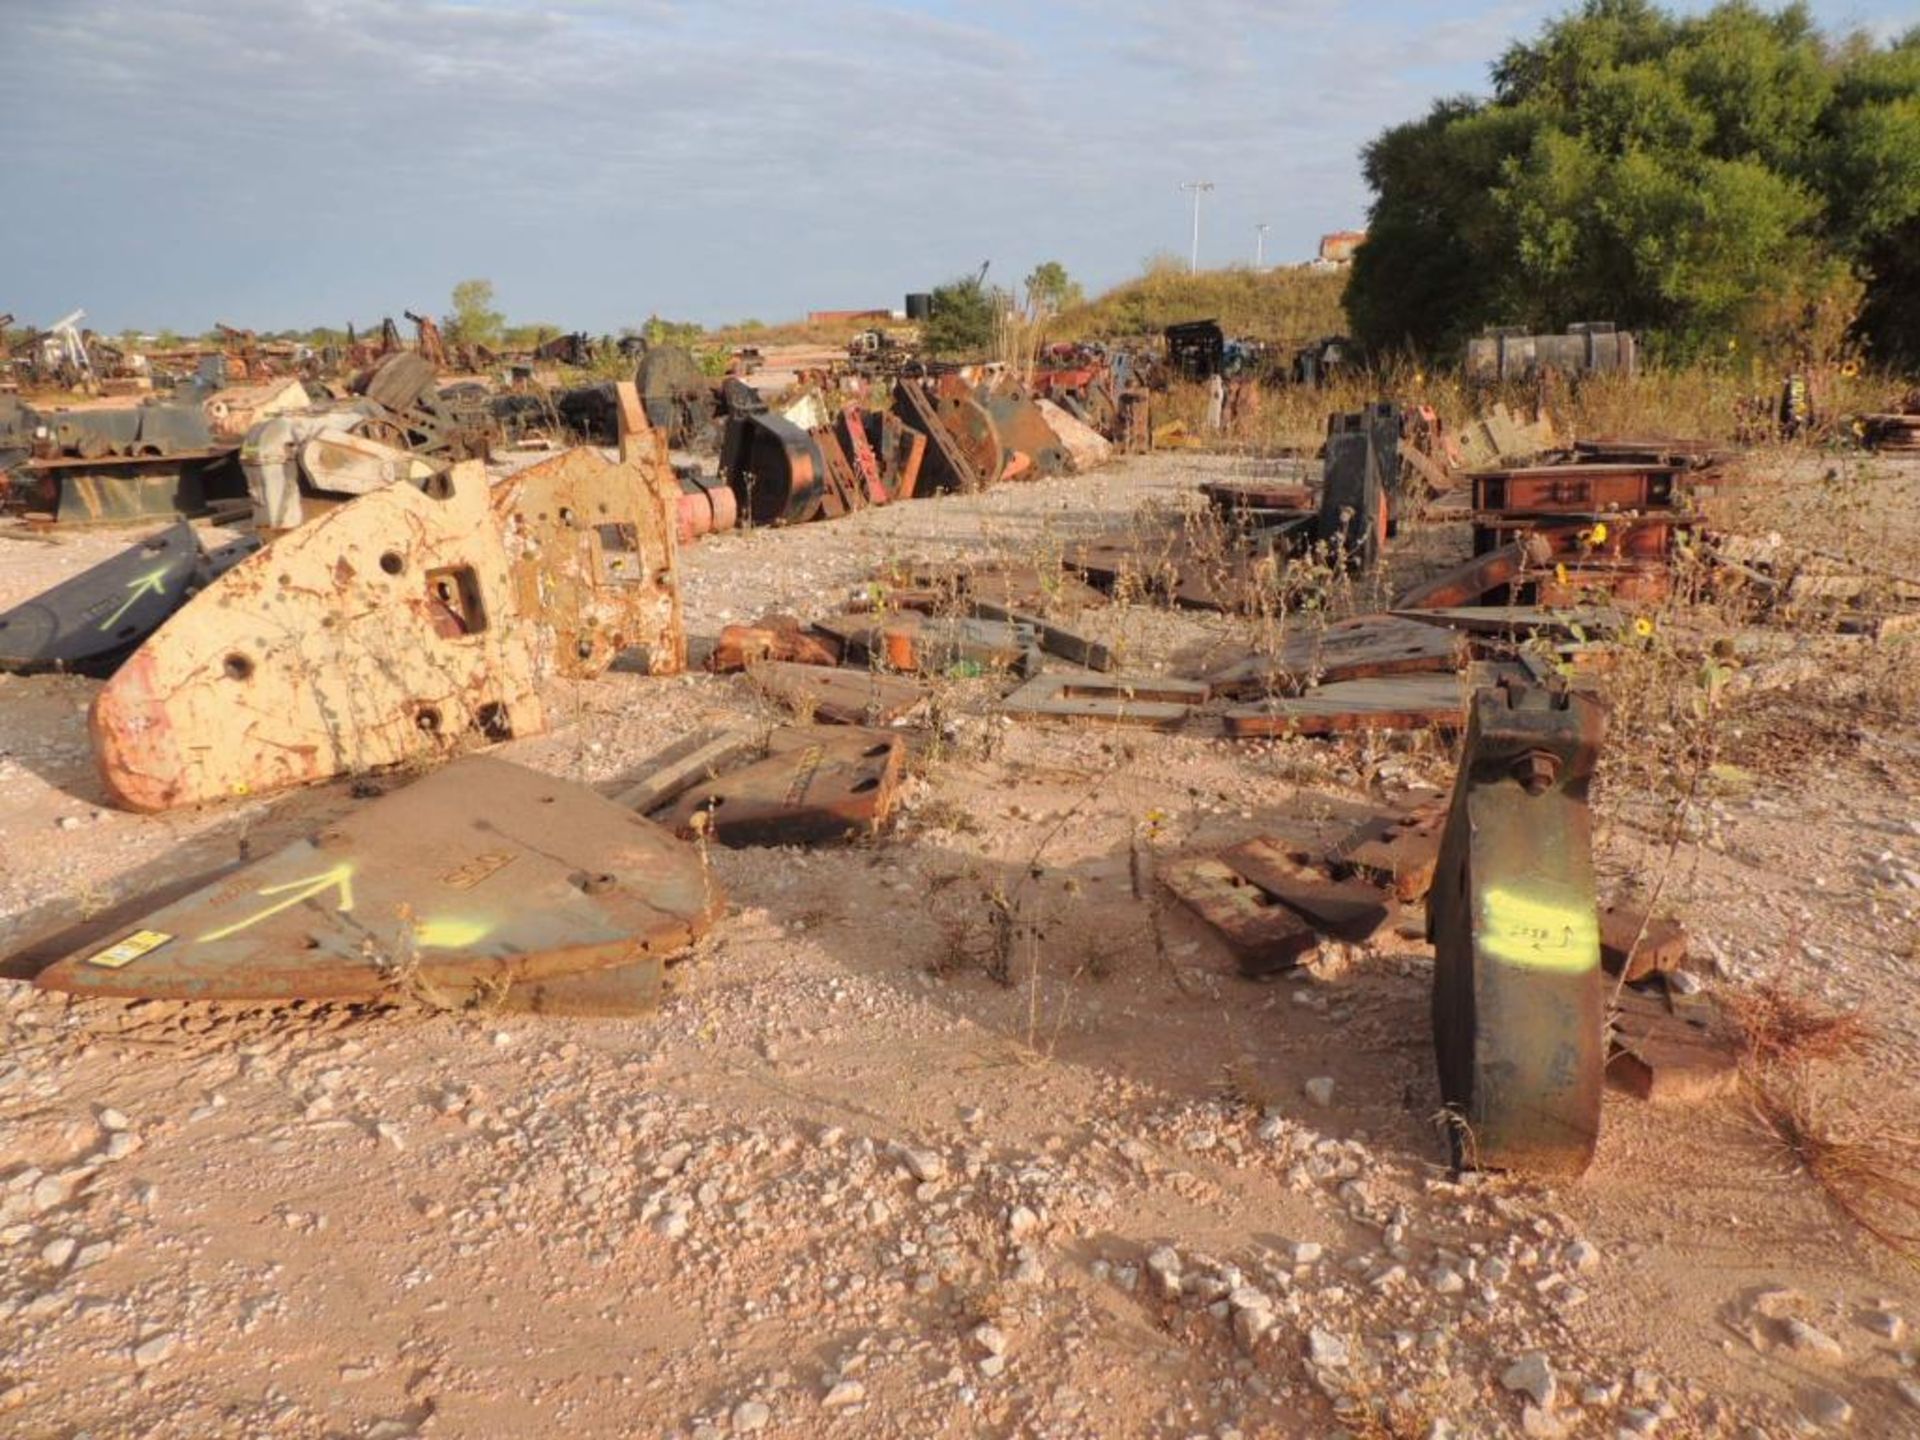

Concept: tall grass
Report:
left=1050, top=263, right=1348, bottom=345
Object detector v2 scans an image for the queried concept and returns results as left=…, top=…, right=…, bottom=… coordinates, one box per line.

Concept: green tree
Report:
left=1023, top=261, right=1084, bottom=317
left=1345, top=1, right=1920, bottom=362
left=921, top=273, right=1003, bottom=357
left=445, top=278, right=505, bottom=349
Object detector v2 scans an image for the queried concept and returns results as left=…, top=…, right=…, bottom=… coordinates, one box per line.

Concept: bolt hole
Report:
left=223, top=653, right=254, bottom=681
left=379, top=551, right=405, bottom=576
left=415, top=706, right=442, bottom=733
left=851, top=777, right=881, bottom=793
left=863, top=744, right=891, bottom=758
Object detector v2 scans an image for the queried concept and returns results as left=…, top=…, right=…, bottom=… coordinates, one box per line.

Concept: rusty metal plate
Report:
left=893, top=381, right=981, bottom=494
left=1000, top=673, right=1205, bottom=729
left=1205, top=615, right=1464, bottom=700
left=30, top=756, right=724, bottom=1003
left=1598, top=903, right=1688, bottom=982
left=92, top=462, right=544, bottom=812
left=1216, top=838, right=1391, bottom=941
left=1394, top=537, right=1552, bottom=610
left=1326, top=801, right=1447, bottom=903
left=1160, top=856, right=1320, bottom=976
left=1471, top=463, right=1680, bottom=513
left=1223, top=675, right=1466, bottom=737
left=933, top=390, right=1007, bottom=487
left=747, top=661, right=927, bottom=725
left=491, top=440, right=685, bottom=679
left=1429, top=679, right=1608, bottom=1176
left=1607, top=988, right=1739, bottom=1104
left=659, top=727, right=904, bottom=847
left=0, top=523, right=256, bottom=677
left=983, top=391, right=1068, bottom=477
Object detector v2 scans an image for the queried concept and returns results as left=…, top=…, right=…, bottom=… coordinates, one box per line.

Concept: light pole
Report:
left=1179, top=181, right=1214, bottom=273
left=1255, top=223, right=1270, bottom=268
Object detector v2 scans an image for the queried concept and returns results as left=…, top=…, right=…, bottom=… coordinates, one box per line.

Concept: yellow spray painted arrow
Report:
left=198, top=863, right=356, bottom=943
left=97, top=564, right=177, bottom=633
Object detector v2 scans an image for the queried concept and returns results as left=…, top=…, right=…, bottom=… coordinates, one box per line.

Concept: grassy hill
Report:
left=1050, top=263, right=1349, bottom=344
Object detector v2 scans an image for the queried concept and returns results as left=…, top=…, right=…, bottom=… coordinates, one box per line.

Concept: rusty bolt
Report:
left=1512, top=750, right=1561, bottom=796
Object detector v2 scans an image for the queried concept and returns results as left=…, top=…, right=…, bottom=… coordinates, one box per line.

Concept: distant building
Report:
left=1311, top=231, right=1366, bottom=268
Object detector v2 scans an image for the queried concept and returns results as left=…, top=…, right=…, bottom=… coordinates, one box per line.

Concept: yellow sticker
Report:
left=85, top=930, right=173, bottom=969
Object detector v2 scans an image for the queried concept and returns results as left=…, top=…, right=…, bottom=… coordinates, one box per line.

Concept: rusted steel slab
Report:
left=707, top=614, right=842, bottom=673
left=1598, top=902, right=1688, bottom=982
left=847, top=613, right=1039, bottom=676
left=1222, top=675, right=1466, bottom=738
left=1200, top=479, right=1316, bottom=514
left=1394, top=536, right=1552, bottom=610
left=983, top=391, right=1069, bottom=477
left=613, top=727, right=759, bottom=814
left=31, top=756, right=723, bottom=1003
left=1470, top=462, right=1681, bottom=513
left=1429, top=678, right=1608, bottom=1176
left=0, top=522, right=257, bottom=677
left=747, top=660, right=928, bottom=725
left=1392, top=606, right=1624, bottom=637
left=1205, top=615, right=1464, bottom=700
left=1000, top=673, right=1205, bottom=729
left=1215, top=838, right=1391, bottom=941
left=1607, top=987, right=1739, bottom=1104
left=659, top=727, right=905, bottom=847
left=1326, top=801, right=1447, bottom=903
left=932, top=387, right=1007, bottom=487
left=893, top=381, right=982, bottom=494
left=967, top=601, right=1114, bottom=672
left=1160, top=857, right=1320, bottom=976
left=92, top=462, right=545, bottom=812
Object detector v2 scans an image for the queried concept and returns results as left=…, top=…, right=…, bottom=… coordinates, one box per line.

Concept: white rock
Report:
left=1521, top=1404, right=1569, bottom=1438
left=1862, top=1309, right=1906, bottom=1342
left=977, top=1354, right=1005, bottom=1378
left=41, top=1237, right=76, bottom=1269
left=132, top=1332, right=177, bottom=1368
left=1306, top=1328, right=1348, bottom=1368
left=1303, top=1077, right=1336, bottom=1107
left=898, top=1148, right=944, bottom=1183
left=1289, top=1241, right=1323, bottom=1266
left=822, top=1379, right=865, bottom=1408
left=1785, top=1319, right=1845, bottom=1362
left=1430, top=1266, right=1466, bottom=1295
left=731, top=1400, right=771, bottom=1433
left=1805, top=1388, right=1851, bottom=1428
left=97, top=1108, right=130, bottom=1132
left=1894, top=1377, right=1920, bottom=1412
left=972, top=1323, right=1008, bottom=1357
left=1502, top=1352, right=1558, bottom=1408
left=1565, top=1239, right=1601, bottom=1273
left=74, top=1240, right=113, bottom=1269
left=1007, top=1205, right=1039, bottom=1240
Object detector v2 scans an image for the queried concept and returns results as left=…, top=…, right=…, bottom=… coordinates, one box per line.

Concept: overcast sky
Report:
left=0, top=0, right=1905, bottom=335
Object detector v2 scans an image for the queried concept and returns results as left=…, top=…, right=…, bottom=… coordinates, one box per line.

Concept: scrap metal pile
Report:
left=0, top=371, right=1804, bottom=1185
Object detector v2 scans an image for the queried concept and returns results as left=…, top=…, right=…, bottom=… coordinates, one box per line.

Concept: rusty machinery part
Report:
left=636, top=344, right=713, bottom=447
left=1204, top=614, right=1465, bottom=700
left=490, top=439, right=686, bottom=681
left=657, top=728, right=905, bottom=847
left=892, top=380, right=981, bottom=494
left=983, top=391, right=1070, bottom=477
left=835, top=405, right=887, bottom=503
left=0, top=522, right=258, bottom=677
left=1394, top=537, right=1555, bottom=610
left=92, top=460, right=545, bottom=812
left=1428, top=677, right=1609, bottom=1177
left=720, top=410, right=825, bottom=526
left=1318, top=411, right=1389, bottom=568
left=929, top=380, right=1007, bottom=487
left=27, top=756, right=724, bottom=1005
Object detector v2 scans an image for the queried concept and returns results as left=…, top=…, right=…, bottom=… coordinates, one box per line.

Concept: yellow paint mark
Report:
left=97, top=564, right=176, bottom=633
left=85, top=929, right=173, bottom=969
left=198, top=864, right=355, bottom=943
left=1477, top=884, right=1598, bottom=973
left=412, top=917, right=492, bottom=949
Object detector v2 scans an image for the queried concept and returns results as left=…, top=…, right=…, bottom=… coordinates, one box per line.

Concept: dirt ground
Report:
left=2, top=448, right=1918, bottom=1439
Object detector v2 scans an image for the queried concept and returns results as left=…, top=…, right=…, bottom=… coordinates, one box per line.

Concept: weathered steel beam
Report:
left=1429, top=677, right=1609, bottom=1176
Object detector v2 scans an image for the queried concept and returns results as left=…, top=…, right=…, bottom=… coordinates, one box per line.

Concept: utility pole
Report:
left=1254, top=223, right=1270, bottom=269
left=1179, top=181, right=1214, bottom=273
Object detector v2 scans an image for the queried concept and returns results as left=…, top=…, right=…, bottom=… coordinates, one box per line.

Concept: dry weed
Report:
left=1749, top=1068, right=1920, bottom=1258
left=1722, top=982, right=1875, bottom=1070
